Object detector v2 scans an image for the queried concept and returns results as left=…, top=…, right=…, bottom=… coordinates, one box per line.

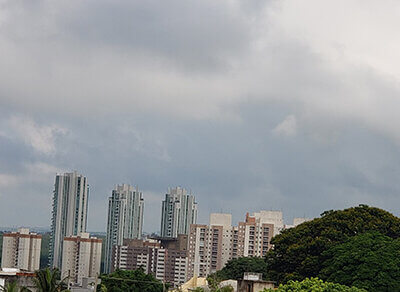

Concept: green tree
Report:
left=97, top=283, right=108, bottom=292
left=266, top=205, right=400, bottom=283
left=319, top=231, right=400, bottom=291
left=206, top=276, right=234, bottom=292
left=99, top=269, right=166, bottom=292
left=263, top=278, right=366, bottom=292
left=33, top=268, right=69, bottom=292
left=215, top=286, right=234, bottom=292
left=212, top=257, right=268, bottom=281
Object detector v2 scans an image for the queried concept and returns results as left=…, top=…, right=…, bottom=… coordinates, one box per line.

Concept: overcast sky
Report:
left=1, top=0, right=400, bottom=232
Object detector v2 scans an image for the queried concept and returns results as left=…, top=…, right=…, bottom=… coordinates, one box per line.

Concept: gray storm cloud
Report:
left=1, top=0, right=400, bottom=231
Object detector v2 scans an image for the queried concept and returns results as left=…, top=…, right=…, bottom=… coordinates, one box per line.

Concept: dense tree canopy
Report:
left=211, top=257, right=268, bottom=281
left=99, top=269, right=166, bottom=292
left=263, top=278, right=366, bottom=292
left=320, top=231, right=400, bottom=291
left=266, top=205, right=400, bottom=283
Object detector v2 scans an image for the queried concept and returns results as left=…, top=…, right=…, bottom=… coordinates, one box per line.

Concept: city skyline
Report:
left=0, top=173, right=310, bottom=234
left=2, top=1, right=400, bottom=235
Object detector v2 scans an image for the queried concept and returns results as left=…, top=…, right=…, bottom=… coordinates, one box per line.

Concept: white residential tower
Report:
left=104, top=184, right=144, bottom=273
left=160, top=187, right=197, bottom=238
left=49, top=171, right=89, bottom=269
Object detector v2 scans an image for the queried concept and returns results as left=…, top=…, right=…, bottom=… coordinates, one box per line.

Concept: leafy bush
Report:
left=263, top=277, right=366, bottom=292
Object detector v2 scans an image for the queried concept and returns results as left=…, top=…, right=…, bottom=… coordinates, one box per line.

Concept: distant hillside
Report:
left=0, top=227, right=51, bottom=233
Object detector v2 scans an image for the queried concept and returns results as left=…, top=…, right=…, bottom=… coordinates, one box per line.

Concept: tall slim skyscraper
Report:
left=49, top=171, right=89, bottom=269
left=160, top=186, right=197, bottom=238
left=104, top=184, right=144, bottom=273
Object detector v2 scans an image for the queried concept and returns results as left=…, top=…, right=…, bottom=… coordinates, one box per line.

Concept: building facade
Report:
left=104, top=184, right=144, bottom=273
left=1, top=228, right=41, bottom=271
left=250, top=210, right=283, bottom=236
left=111, top=237, right=187, bottom=287
left=187, top=213, right=231, bottom=278
left=49, top=171, right=89, bottom=268
left=187, top=211, right=282, bottom=278
left=236, top=213, right=274, bottom=258
left=160, top=187, right=197, bottom=238
left=61, top=233, right=102, bottom=285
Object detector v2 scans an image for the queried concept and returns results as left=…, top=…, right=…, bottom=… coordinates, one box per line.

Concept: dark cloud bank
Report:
left=1, top=0, right=400, bottom=232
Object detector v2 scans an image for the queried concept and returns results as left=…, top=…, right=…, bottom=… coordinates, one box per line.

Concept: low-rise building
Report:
left=238, top=273, right=275, bottom=292
left=61, top=233, right=102, bottom=286
left=1, top=228, right=41, bottom=272
left=175, top=276, right=208, bottom=292
left=0, top=268, right=37, bottom=291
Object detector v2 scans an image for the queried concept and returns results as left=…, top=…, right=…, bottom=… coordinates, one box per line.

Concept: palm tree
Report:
left=32, top=268, right=69, bottom=292
left=0, top=281, right=18, bottom=292
left=0, top=281, right=30, bottom=292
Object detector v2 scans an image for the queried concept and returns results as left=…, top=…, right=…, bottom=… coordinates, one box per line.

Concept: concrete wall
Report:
left=238, top=280, right=275, bottom=292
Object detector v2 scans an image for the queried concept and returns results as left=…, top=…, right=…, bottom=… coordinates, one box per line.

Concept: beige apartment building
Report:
left=61, top=233, right=102, bottom=285
left=1, top=228, right=41, bottom=271
left=187, top=213, right=232, bottom=278
left=236, top=213, right=274, bottom=258
left=112, top=236, right=188, bottom=287
left=187, top=211, right=283, bottom=278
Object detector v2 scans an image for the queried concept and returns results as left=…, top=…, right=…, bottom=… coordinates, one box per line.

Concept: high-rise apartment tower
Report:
left=49, top=171, right=89, bottom=269
left=160, top=187, right=197, bottom=238
left=104, top=184, right=144, bottom=273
